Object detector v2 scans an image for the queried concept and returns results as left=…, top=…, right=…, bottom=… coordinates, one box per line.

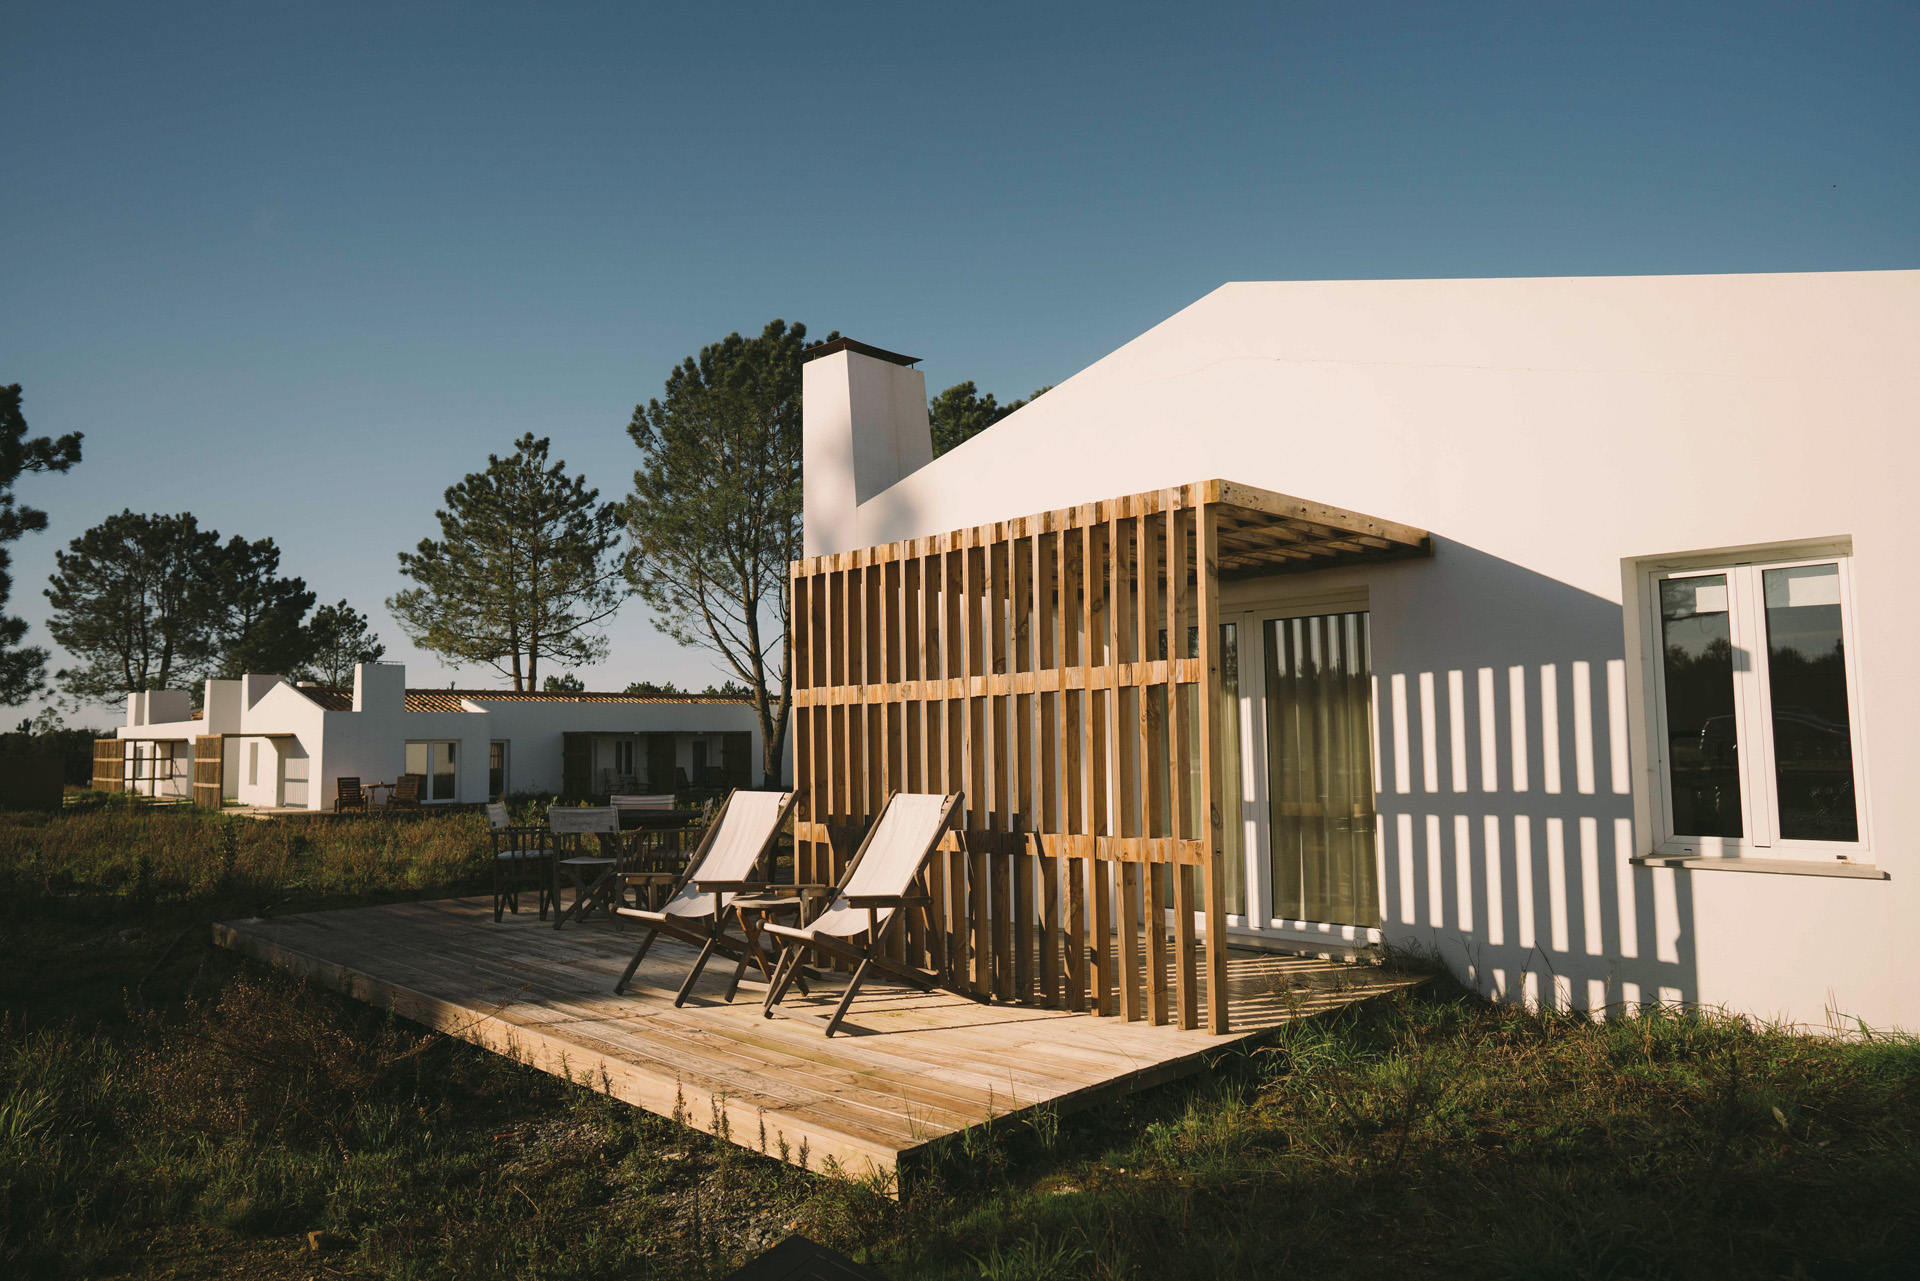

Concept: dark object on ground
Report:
left=724, top=1234, right=891, bottom=1280
left=0, top=757, right=63, bottom=810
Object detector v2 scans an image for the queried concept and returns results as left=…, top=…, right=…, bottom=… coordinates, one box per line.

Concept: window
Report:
left=1645, top=549, right=1866, bottom=860
left=404, top=740, right=460, bottom=802
left=489, top=741, right=507, bottom=801
left=1264, top=611, right=1378, bottom=926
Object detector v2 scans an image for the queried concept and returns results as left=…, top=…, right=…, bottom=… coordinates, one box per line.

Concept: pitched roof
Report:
left=293, top=686, right=751, bottom=714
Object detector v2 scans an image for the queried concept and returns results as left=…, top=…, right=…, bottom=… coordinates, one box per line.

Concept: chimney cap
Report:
left=803, top=336, right=921, bottom=367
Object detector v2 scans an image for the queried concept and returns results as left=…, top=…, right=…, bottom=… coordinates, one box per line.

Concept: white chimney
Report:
left=352, top=661, right=406, bottom=713
left=802, top=338, right=932, bottom=557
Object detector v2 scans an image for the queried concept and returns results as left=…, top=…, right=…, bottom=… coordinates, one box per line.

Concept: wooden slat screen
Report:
left=92, top=738, right=126, bottom=793
left=791, top=483, right=1234, bottom=1032
left=192, top=734, right=224, bottom=808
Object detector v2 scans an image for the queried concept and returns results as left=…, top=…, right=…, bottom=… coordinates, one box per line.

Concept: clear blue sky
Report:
left=4, top=2, right=1915, bottom=724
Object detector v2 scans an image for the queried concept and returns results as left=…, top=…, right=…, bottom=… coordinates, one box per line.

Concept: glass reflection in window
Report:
left=1659, top=575, right=1742, bottom=838
left=1763, top=564, right=1857, bottom=841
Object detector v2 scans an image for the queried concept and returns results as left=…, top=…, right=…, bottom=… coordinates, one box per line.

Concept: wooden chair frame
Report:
left=761, top=791, right=968, bottom=1037
left=611, top=789, right=809, bottom=1007
left=335, top=776, right=368, bottom=813
left=490, top=823, right=553, bottom=922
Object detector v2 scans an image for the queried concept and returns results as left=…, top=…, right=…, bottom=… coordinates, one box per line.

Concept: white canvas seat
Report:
left=612, top=789, right=802, bottom=1006
left=759, top=791, right=965, bottom=1037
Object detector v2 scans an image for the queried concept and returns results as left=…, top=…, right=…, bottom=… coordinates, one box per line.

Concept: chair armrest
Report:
left=844, top=894, right=933, bottom=907
left=694, top=879, right=768, bottom=893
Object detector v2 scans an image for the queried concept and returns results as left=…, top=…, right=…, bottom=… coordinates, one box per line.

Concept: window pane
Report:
left=405, top=741, right=429, bottom=779
left=1264, top=612, right=1377, bottom=927
left=1659, top=576, right=1743, bottom=838
left=433, top=741, right=457, bottom=801
left=1764, top=564, right=1858, bottom=841
left=489, top=742, right=505, bottom=801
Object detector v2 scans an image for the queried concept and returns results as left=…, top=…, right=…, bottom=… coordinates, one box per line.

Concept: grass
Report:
left=3, top=803, right=1919, bottom=1278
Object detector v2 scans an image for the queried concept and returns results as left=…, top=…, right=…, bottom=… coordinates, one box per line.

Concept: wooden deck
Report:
left=215, top=897, right=1421, bottom=1185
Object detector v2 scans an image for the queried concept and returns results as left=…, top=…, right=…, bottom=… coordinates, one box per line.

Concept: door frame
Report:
left=1216, top=582, right=1384, bottom=948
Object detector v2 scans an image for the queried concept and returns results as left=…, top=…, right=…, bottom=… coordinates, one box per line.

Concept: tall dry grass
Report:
left=0, top=804, right=488, bottom=921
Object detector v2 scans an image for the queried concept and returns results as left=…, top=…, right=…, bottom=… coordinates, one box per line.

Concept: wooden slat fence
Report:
left=193, top=734, right=224, bottom=808
left=92, top=738, right=125, bottom=793
left=790, top=483, right=1234, bottom=1032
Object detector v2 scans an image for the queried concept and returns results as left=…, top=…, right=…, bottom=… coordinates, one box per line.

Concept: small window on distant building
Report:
left=489, top=741, right=507, bottom=801
left=1643, top=548, right=1865, bottom=860
left=248, top=741, right=259, bottom=787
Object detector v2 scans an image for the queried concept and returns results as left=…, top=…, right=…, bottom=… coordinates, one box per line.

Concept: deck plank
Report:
left=215, top=896, right=1421, bottom=1182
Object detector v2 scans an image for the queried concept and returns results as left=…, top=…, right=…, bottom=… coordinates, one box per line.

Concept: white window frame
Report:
left=405, top=739, right=461, bottom=803
left=1638, top=541, right=1870, bottom=863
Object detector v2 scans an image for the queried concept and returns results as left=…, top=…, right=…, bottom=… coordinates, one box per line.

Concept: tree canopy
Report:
left=389, top=433, right=625, bottom=692
left=928, top=380, right=1052, bottom=457
left=0, top=384, right=83, bottom=705
left=46, top=510, right=376, bottom=703
left=45, top=511, right=221, bottom=701
left=300, top=601, right=385, bottom=688
left=210, top=535, right=317, bottom=679
left=625, top=319, right=830, bottom=787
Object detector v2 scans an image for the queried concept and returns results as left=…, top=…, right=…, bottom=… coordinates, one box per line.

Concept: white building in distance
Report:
left=109, top=662, right=767, bottom=808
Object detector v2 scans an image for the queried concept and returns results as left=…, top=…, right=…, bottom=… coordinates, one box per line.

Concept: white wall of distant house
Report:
left=117, top=662, right=774, bottom=810
left=824, top=270, right=1920, bottom=1032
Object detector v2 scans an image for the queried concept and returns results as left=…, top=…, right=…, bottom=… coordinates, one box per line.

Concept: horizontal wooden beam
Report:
left=792, top=821, right=1208, bottom=866
left=793, top=659, right=1203, bottom=701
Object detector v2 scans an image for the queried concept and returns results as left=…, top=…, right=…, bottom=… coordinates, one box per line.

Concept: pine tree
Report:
left=389, top=434, right=624, bottom=691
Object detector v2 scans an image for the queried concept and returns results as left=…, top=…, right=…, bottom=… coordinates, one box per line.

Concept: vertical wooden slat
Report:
left=1198, top=500, right=1229, bottom=1034
left=1168, top=502, right=1199, bottom=1028
left=1061, top=516, right=1085, bottom=1010
left=1119, top=861, right=1142, bottom=1021
left=1085, top=516, right=1115, bottom=1016
left=1173, top=863, right=1197, bottom=1030
left=1065, top=840, right=1087, bottom=1011
left=1089, top=850, right=1113, bottom=1017
left=1037, top=524, right=1061, bottom=1006
left=1146, top=855, right=1168, bottom=1025
left=1040, top=847, right=1061, bottom=1006
left=1138, top=503, right=1167, bottom=1024
left=1110, top=505, right=1139, bottom=1019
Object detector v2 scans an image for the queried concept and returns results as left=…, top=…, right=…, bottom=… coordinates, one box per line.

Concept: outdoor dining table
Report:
left=364, top=781, right=395, bottom=807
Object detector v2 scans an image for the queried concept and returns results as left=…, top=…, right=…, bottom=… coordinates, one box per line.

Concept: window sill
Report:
left=1630, top=855, right=1888, bottom=881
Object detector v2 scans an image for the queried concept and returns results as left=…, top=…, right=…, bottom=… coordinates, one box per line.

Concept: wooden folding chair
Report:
left=611, top=789, right=804, bottom=1006
left=548, top=805, right=620, bottom=929
left=760, top=791, right=965, bottom=1037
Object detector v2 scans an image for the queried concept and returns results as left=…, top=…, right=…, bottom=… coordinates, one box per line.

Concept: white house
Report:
left=799, top=271, right=1920, bottom=1033
left=110, top=663, right=768, bottom=808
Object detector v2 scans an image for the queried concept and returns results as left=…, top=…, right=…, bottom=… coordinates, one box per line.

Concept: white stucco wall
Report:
left=116, top=662, right=774, bottom=812
left=830, top=269, right=1920, bottom=1032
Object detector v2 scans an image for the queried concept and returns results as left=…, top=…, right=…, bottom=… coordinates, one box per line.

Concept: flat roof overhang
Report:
left=1206, top=480, right=1431, bottom=580
left=792, top=477, right=1432, bottom=580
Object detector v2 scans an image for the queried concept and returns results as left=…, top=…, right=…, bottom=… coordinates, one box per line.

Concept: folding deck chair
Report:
left=760, top=791, right=965, bottom=1037
left=610, top=789, right=804, bottom=1006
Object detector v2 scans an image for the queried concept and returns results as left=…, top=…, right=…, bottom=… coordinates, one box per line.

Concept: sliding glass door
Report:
left=1263, top=611, right=1378, bottom=928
